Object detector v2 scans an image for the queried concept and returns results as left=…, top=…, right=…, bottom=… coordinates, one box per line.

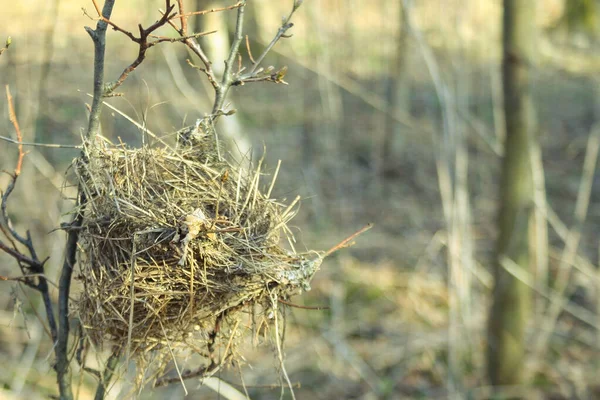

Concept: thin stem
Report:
left=245, top=22, right=293, bottom=77
left=212, top=0, right=246, bottom=114
left=0, top=135, right=81, bottom=148
left=85, top=0, right=116, bottom=141
left=57, top=202, right=85, bottom=400
left=94, top=346, right=122, bottom=400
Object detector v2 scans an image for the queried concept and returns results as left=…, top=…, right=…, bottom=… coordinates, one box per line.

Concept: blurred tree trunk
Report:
left=381, top=1, right=410, bottom=180
left=561, top=0, right=598, bottom=35
left=35, top=0, right=61, bottom=148
left=487, top=0, right=537, bottom=387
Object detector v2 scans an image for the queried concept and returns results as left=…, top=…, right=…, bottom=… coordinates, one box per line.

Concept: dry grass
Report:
left=73, top=119, right=322, bottom=388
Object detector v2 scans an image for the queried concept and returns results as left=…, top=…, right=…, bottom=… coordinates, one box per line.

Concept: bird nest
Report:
left=73, top=120, right=323, bottom=385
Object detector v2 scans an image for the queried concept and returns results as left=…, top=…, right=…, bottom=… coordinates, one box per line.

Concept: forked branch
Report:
left=165, top=0, right=303, bottom=116
left=0, top=86, right=57, bottom=345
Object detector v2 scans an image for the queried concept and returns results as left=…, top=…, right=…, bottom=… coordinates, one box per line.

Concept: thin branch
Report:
left=232, top=0, right=302, bottom=88
left=90, top=0, right=102, bottom=15
left=165, top=1, right=219, bottom=89
left=57, top=198, right=85, bottom=400
left=91, top=1, right=222, bottom=97
left=0, top=135, right=82, bottom=149
left=94, top=346, right=122, bottom=400
left=244, top=23, right=294, bottom=77
left=84, top=0, right=116, bottom=141
left=323, top=223, right=374, bottom=258
left=175, top=0, right=187, bottom=33
left=6, top=86, right=24, bottom=176
left=278, top=298, right=330, bottom=310
left=164, top=1, right=249, bottom=97
left=0, top=241, right=40, bottom=268
left=0, top=36, right=11, bottom=56
left=0, top=272, right=59, bottom=289
left=1, top=86, right=58, bottom=348
left=104, top=3, right=177, bottom=95
left=212, top=1, right=247, bottom=114
left=171, top=2, right=243, bottom=20
left=154, top=355, right=231, bottom=387
left=149, top=30, right=216, bottom=43
left=245, top=35, right=255, bottom=64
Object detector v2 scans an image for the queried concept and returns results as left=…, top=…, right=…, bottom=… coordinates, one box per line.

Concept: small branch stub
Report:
left=0, top=36, right=11, bottom=56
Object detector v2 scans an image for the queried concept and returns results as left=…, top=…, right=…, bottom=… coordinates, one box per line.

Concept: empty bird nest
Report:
left=72, top=119, right=335, bottom=385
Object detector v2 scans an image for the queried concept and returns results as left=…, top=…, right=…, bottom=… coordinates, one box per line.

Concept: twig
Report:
left=94, top=346, right=122, bottom=400
left=323, top=223, right=374, bottom=258
left=175, top=0, right=187, bottom=33
left=165, top=0, right=300, bottom=106
left=278, top=298, right=329, bottom=310
left=103, top=1, right=177, bottom=95
left=154, top=356, right=231, bottom=387
left=6, top=86, right=24, bottom=176
left=57, top=195, right=85, bottom=400
left=84, top=0, right=116, bottom=141
left=2, top=87, right=58, bottom=347
left=148, top=30, right=216, bottom=43
left=0, top=135, right=82, bottom=149
left=235, top=0, right=302, bottom=86
left=243, top=23, right=293, bottom=77
left=245, top=35, right=255, bottom=64
left=0, top=36, right=11, bottom=56
left=212, top=0, right=247, bottom=114
left=171, top=2, right=243, bottom=20
left=91, top=0, right=218, bottom=97
left=227, top=379, right=302, bottom=389
left=166, top=1, right=218, bottom=89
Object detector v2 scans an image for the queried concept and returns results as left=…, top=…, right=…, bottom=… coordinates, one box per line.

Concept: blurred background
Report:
left=1, top=0, right=600, bottom=398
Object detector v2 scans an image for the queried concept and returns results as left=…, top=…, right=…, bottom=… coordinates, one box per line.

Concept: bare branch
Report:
left=323, top=223, right=374, bottom=257
left=94, top=346, right=123, bottom=400
left=0, top=135, right=82, bottom=149
left=154, top=356, right=232, bottom=388
left=171, top=2, right=243, bottom=21
left=235, top=0, right=302, bottom=86
left=6, top=86, right=24, bottom=176
left=149, top=30, right=216, bottom=44
left=245, top=35, right=255, bottom=64
left=103, top=3, right=177, bottom=95
left=175, top=0, right=187, bottom=33
left=93, top=1, right=220, bottom=96
left=84, top=0, right=116, bottom=141
left=57, top=199, right=84, bottom=400
left=212, top=1, right=247, bottom=114
left=163, top=2, right=219, bottom=90
left=1, top=86, right=58, bottom=348
left=244, top=22, right=294, bottom=77
left=278, top=298, right=330, bottom=310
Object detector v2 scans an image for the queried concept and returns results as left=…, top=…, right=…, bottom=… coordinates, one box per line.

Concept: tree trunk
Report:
left=381, top=1, right=410, bottom=181
left=487, top=0, right=537, bottom=387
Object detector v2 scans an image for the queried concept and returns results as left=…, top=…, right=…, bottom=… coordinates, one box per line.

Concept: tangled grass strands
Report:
left=73, top=121, right=328, bottom=387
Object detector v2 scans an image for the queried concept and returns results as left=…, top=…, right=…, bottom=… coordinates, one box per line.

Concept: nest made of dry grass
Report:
left=73, top=122, right=322, bottom=383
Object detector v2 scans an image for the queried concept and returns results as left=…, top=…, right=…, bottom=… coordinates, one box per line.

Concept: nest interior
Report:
left=74, top=122, right=322, bottom=374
